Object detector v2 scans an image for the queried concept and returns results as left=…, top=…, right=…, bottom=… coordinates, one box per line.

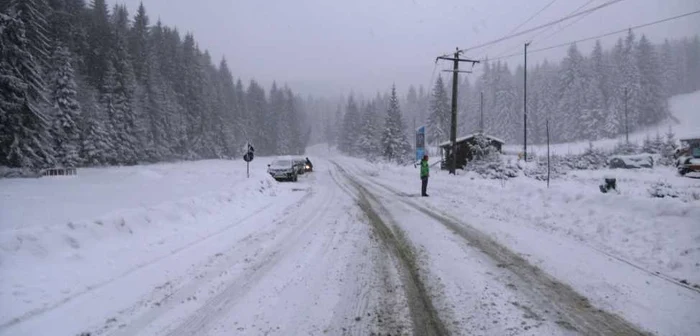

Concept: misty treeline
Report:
left=307, top=32, right=700, bottom=154
left=0, top=0, right=310, bottom=169
left=454, top=31, right=700, bottom=145
left=314, top=86, right=413, bottom=164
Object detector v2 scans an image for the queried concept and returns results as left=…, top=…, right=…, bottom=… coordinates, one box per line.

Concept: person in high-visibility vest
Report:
left=420, top=155, right=430, bottom=197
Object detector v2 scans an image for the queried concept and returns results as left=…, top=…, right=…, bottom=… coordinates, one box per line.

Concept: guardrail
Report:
left=42, top=167, right=78, bottom=176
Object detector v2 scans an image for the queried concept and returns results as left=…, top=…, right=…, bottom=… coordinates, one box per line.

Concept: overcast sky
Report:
left=109, top=0, right=699, bottom=97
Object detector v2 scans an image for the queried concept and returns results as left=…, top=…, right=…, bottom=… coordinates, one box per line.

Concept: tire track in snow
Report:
left=331, top=164, right=450, bottom=336
left=339, top=162, right=651, bottom=336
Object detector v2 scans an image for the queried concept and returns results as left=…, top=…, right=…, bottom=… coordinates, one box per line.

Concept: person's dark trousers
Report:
left=421, top=177, right=428, bottom=196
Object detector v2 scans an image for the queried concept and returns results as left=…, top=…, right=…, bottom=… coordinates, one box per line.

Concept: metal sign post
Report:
left=243, top=141, right=255, bottom=178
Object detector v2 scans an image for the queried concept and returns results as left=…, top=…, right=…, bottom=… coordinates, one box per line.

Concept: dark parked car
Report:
left=292, top=157, right=306, bottom=175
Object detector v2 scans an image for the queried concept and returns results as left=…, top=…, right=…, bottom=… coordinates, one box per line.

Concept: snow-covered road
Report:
left=1, top=157, right=694, bottom=335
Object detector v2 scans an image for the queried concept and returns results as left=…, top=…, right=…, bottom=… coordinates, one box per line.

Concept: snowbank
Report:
left=0, top=160, right=295, bottom=327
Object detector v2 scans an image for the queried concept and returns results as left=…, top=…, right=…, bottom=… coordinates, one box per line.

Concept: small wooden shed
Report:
left=438, top=133, right=505, bottom=170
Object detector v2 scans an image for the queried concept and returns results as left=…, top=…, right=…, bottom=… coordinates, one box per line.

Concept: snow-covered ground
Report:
left=332, top=154, right=700, bottom=336
left=0, top=159, right=304, bottom=334
left=2, top=149, right=699, bottom=335
left=504, top=90, right=700, bottom=156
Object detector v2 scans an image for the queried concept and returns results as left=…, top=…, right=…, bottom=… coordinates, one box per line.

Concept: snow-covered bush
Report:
left=462, top=134, right=518, bottom=179
left=0, top=166, right=41, bottom=178
left=613, top=141, right=641, bottom=155
left=648, top=181, right=680, bottom=198
left=558, top=144, right=609, bottom=170
left=466, top=160, right=519, bottom=180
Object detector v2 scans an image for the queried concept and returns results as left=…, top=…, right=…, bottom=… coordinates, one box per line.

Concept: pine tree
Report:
left=129, top=2, right=149, bottom=83
left=493, top=62, right=518, bottom=142
left=635, top=34, right=668, bottom=126
left=557, top=44, right=588, bottom=142
left=659, top=39, right=679, bottom=98
left=284, top=87, right=304, bottom=155
left=685, top=36, right=700, bottom=92
left=381, top=85, right=411, bottom=164
left=581, top=50, right=606, bottom=140
left=0, top=12, right=55, bottom=168
left=180, top=33, right=207, bottom=157
left=663, top=126, right=677, bottom=158
left=427, top=75, right=450, bottom=144
left=216, top=58, right=237, bottom=158
left=48, top=44, right=81, bottom=167
left=7, top=0, right=52, bottom=67
left=234, top=79, right=248, bottom=143
left=110, top=5, right=141, bottom=164
left=246, top=80, right=267, bottom=154
left=77, top=82, right=113, bottom=165
left=269, top=82, right=285, bottom=154
left=357, top=102, right=380, bottom=159
left=340, top=95, right=361, bottom=155
left=86, top=0, right=112, bottom=87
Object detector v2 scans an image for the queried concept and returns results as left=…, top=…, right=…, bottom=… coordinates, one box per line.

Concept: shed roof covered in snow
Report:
left=438, top=133, right=505, bottom=148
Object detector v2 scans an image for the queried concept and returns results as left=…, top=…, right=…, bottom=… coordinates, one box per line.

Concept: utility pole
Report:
left=546, top=119, right=550, bottom=188
left=436, top=48, right=479, bottom=175
left=624, top=87, right=629, bottom=144
left=524, top=42, right=531, bottom=162
left=480, top=91, right=484, bottom=133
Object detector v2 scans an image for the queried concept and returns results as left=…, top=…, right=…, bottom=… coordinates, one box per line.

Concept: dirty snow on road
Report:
left=333, top=154, right=700, bottom=336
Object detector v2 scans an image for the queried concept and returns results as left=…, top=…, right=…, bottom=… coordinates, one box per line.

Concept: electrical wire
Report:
left=482, top=9, right=700, bottom=62
left=507, top=0, right=559, bottom=35
left=440, top=0, right=626, bottom=57
left=529, top=0, right=596, bottom=42
left=479, top=0, right=559, bottom=59
left=483, top=0, right=596, bottom=63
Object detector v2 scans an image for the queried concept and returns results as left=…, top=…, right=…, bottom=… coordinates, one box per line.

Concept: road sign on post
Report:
left=243, top=142, right=255, bottom=178
left=416, top=126, right=426, bottom=163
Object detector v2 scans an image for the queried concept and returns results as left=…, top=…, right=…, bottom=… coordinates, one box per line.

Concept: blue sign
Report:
left=416, top=126, right=426, bottom=162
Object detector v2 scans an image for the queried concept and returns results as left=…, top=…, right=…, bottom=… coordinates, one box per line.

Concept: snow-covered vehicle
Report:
left=608, top=154, right=655, bottom=169
left=676, top=137, right=700, bottom=177
left=267, top=157, right=298, bottom=182
left=292, top=157, right=306, bottom=175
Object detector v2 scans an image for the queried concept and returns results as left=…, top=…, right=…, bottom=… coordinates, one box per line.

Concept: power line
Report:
left=529, top=0, right=596, bottom=42
left=487, top=1, right=595, bottom=62
left=480, top=0, right=559, bottom=59
left=444, top=0, right=626, bottom=56
left=535, top=10, right=595, bottom=43
left=507, top=0, right=559, bottom=35
left=482, top=9, right=700, bottom=62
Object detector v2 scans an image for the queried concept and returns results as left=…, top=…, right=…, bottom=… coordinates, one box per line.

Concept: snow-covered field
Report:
left=504, top=90, right=700, bottom=156
left=0, top=159, right=305, bottom=335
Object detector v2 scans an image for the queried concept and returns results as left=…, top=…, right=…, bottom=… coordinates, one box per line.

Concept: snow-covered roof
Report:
left=679, top=136, right=700, bottom=142
left=438, top=133, right=505, bottom=147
